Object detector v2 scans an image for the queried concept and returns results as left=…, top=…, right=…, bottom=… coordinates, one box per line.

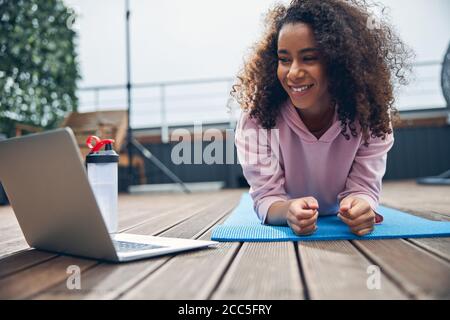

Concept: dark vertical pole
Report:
left=125, top=0, right=133, bottom=190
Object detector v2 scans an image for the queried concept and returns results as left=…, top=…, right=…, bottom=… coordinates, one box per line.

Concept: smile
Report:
left=289, top=84, right=314, bottom=95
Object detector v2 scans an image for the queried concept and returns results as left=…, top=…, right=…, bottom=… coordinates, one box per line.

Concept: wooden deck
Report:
left=0, top=180, right=449, bottom=300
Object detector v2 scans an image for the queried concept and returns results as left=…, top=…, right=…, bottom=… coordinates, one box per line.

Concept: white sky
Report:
left=64, top=0, right=450, bottom=127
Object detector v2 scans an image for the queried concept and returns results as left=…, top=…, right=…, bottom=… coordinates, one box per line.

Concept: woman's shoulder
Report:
left=350, top=118, right=394, bottom=148
left=350, top=112, right=394, bottom=141
left=236, top=110, right=261, bottom=132
left=237, top=100, right=289, bottom=131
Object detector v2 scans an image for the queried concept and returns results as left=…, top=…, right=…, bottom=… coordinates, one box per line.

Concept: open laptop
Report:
left=0, top=128, right=218, bottom=262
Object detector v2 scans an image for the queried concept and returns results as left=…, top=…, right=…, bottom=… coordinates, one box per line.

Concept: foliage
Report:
left=0, top=0, right=80, bottom=136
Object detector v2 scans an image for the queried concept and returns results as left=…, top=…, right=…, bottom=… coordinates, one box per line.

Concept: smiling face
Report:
left=277, top=23, right=332, bottom=115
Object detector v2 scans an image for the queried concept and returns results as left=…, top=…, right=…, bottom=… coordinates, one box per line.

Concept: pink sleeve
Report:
left=337, top=131, right=395, bottom=212
left=235, top=112, right=288, bottom=223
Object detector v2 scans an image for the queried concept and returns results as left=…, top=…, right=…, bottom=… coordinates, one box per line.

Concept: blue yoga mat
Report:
left=211, top=193, right=450, bottom=242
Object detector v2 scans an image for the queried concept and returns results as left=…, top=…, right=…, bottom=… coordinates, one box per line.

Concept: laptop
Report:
left=0, top=128, right=218, bottom=262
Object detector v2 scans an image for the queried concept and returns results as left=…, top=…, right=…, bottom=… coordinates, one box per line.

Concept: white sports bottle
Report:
left=86, top=136, right=119, bottom=233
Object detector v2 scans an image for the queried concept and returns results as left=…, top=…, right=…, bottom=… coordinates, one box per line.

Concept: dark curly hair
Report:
left=231, top=0, right=413, bottom=145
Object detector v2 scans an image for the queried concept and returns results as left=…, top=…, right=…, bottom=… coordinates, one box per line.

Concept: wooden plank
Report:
left=380, top=182, right=450, bottom=273
left=0, top=211, right=29, bottom=258
left=0, top=211, right=24, bottom=243
left=0, top=250, right=57, bottom=279
left=0, top=205, right=29, bottom=257
left=0, top=205, right=59, bottom=275
left=32, top=190, right=242, bottom=300
left=121, top=234, right=239, bottom=300
left=406, top=238, right=450, bottom=262
left=119, top=201, right=241, bottom=300
left=117, top=193, right=210, bottom=232
left=53, top=191, right=241, bottom=300
left=117, top=193, right=234, bottom=236
left=0, top=191, right=231, bottom=299
left=297, top=241, right=407, bottom=299
left=210, top=242, right=304, bottom=300
left=0, top=237, right=30, bottom=259
left=395, top=114, right=448, bottom=128
left=380, top=180, right=450, bottom=221
left=353, top=239, right=450, bottom=299
left=0, top=255, right=97, bottom=299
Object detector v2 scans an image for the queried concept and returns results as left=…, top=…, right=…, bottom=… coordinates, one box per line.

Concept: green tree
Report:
left=0, top=0, right=80, bottom=137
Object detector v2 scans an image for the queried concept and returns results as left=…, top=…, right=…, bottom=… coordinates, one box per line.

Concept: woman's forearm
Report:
left=266, top=200, right=292, bottom=225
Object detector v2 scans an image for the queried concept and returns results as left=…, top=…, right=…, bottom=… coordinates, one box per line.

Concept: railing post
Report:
left=160, top=84, right=169, bottom=143
left=94, top=88, right=100, bottom=110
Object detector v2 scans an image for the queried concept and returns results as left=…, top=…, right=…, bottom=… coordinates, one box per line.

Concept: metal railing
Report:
left=76, top=60, right=447, bottom=142
left=399, top=60, right=446, bottom=112
left=78, top=77, right=236, bottom=143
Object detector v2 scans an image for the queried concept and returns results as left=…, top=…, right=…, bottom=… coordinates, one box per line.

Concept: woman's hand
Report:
left=287, top=197, right=319, bottom=236
left=338, top=197, right=376, bottom=236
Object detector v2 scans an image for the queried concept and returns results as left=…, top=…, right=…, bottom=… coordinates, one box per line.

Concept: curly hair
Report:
left=231, top=0, right=413, bottom=145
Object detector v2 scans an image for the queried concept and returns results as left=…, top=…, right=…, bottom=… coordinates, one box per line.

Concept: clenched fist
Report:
left=287, top=197, right=319, bottom=236
left=338, top=196, right=376, bottom=236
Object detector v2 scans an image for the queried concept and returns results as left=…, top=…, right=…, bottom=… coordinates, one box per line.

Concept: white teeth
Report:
left=291, top=84, right=312, bottom=92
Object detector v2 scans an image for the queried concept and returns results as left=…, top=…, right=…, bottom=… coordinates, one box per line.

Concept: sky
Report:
left=64, top=0, right=450, bottom=128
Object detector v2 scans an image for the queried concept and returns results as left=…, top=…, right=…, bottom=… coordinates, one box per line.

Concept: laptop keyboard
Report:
left=113, top=240, right=165, bottom=252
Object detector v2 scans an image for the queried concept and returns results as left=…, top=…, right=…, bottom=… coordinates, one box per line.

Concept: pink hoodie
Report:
left=235, top=99, right=394, bottom=223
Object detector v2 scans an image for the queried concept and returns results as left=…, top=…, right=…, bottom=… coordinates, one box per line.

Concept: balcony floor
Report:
left=0, top=180, right=449, bottom=299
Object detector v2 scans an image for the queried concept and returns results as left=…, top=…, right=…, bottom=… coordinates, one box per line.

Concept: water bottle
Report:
left=85, top=136, right=119, bottom=233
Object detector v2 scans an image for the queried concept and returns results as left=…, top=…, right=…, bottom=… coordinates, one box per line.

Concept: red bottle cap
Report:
left=86, top=135, right=115, bottom=153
